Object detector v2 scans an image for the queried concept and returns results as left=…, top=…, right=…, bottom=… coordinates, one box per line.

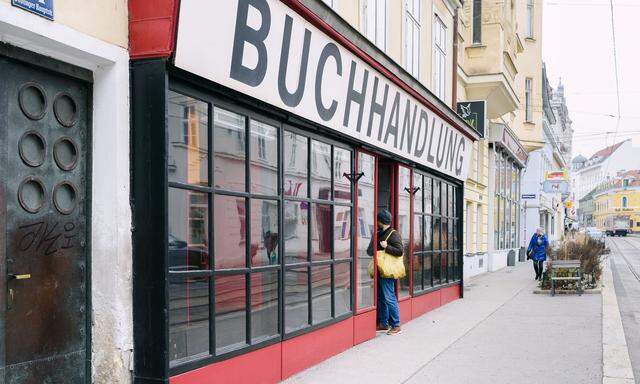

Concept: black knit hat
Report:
left=377, top=209, right=392, bottom=225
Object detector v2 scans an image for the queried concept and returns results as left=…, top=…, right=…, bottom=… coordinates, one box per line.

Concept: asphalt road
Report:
left=608, top=235, right=640, bottom=383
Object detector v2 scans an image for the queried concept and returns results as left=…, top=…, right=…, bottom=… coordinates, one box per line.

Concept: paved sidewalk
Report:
left=284, top=261, right=602, bottom=384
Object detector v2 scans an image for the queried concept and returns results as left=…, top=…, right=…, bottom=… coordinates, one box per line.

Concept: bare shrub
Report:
left=540, top=235, right=605, bottom=290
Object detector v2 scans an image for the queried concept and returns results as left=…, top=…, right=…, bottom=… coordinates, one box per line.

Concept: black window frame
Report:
left=163, top=80, right=355, bottom=374
left=411, top=170, right=462, bottom=295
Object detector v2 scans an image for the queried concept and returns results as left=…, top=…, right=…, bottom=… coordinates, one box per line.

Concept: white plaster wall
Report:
left=463, top=252, right=488, bottom=280
left=0, top=4, right=132, bottom=383
left=488, top=249, right=508, bottom=272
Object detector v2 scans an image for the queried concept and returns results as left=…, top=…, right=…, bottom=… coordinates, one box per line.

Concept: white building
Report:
left=521, top=65, right=571, bottom=247
left=572, top=139, right=640, bottom=217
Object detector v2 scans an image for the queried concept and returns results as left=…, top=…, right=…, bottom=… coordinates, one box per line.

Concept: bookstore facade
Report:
left=129, top=0, right=479, bottom=382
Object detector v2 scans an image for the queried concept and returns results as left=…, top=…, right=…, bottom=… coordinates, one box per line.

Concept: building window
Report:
left=322, top=0, right=336, bottom=8
left=476, top=140, right=483, bottom=182
left=622, top=196, right=628, bottom=208
left=166, top=89, right=354, bottom=368
left=432, top=15, right=447, bottom=101
left=525, top=78, right=532, bottom=122
left=404, top=0, right=421, bottom=78
left=493, top=151, right=520, bottom=250
left=413, top=174, right=461, bottom=292
left=472, top=0, right=482, bottom=44
left=526, top=0, right=534, bottom=38
left=476, top=204, right=482, bottom=252
left=362, top=0, right=387, bottom=51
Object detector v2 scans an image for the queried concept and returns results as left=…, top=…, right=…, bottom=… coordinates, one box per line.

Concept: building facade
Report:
left=592, top=171, right=640, bottom=234
left=456, top=0, right=543, bottom=276
left=129, top=0, right=478, bottom=383
left=521, top=64, right=572, bottom=247
left=0, top=1, right=132, bottom=383
left=572, top=139, right=640, bottom=217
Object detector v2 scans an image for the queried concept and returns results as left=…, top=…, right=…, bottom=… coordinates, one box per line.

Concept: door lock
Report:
left=8, top=273, right=31, bottom=280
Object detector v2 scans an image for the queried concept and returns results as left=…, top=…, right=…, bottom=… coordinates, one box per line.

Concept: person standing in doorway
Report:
left=367, top=209, right=404, bottom=335
left=527, top=228, right=548, bottom=280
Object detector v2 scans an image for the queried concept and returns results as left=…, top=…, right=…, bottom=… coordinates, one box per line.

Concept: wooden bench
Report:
left=550, top=260, right=583, bottom=296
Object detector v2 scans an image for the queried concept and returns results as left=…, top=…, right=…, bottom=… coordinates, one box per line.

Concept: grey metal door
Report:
left=0, top=56, right=89, bottom=383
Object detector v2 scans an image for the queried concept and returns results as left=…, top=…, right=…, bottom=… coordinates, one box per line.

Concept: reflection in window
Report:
left=284, top=132, right=308, bottom=198
left=334, top=262, right=352, bottom=316
left=311, top=140, right=331, bottom=200
left=250, top=199, right=279, bottom=267
left=356, top=152, right=375, bottom=309
left=214, top=108, right=246, bottom=192
left=312, top=265, right=332, bottom=324
left=168, top=188, right=209, bottom=272
left=214, top=195, right=246, bottom=269
left=250, top=120, right=278, bottom=195
left=334, top=206, right=351, bottom=259
left=284, top=201, right=308, bottom=264
left=168, top=91, right=208, bottom=186
left=334, top=147, right=352, bottom=202
left=215, top=274, right=247, bottom=355
left=398, top=167, right=411, bottom=298
left=312, top=204, right=331, bottom=261
left=169, top=276, right=210, bottom=366
left=285, top=268, right=309, bottom=333
left=250, top=271, right=279, bottom=344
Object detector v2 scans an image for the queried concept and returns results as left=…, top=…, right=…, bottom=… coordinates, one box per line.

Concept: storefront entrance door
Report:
left=0, top=56, right=89, bottom=383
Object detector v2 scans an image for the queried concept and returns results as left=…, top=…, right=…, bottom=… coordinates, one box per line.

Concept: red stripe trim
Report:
left=280, top=0, right=476, bottom=141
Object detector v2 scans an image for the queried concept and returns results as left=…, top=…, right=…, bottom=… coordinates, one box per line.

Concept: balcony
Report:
left=458, top=1, right=521, bottom=119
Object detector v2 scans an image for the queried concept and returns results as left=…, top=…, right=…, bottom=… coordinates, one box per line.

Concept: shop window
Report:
left=398, top=166, right=412, bottom=298
left=356, top=152, right=375, bottom=310
left=284, top=131, right=353, bottom=333
left=412, top=175, right=460, bottom=291
left=168, top=92, right=208, bottom=186
left=167, top=89, right=353, bottom=368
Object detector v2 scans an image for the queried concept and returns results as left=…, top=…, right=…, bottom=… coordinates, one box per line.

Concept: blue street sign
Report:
left=521, top=194, right=536, bottom=199
left=11, top=0, right=54, bottom=21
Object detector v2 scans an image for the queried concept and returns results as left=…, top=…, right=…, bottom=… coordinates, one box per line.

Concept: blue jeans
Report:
left=377, top=277, right=400, bottom=327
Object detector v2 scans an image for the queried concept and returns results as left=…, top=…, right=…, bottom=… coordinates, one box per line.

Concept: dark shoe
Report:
left=386, top=326, right=402, bottom=336
left=376, top=324, right=390, bottom=333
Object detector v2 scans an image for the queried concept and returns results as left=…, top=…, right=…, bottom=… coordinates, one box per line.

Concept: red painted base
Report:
left=170, top=343, right=281, bottom=384
left=353, top=310, right=376, bottom=345
left=441, top=285, right=461, bottom=306
left=170, top=284, right=461, bottom=384
left=398, top=298, right=412, bottom=324
left=282, top=317, right=354, bottom=379
left=411, top=290, right=441, bottom=319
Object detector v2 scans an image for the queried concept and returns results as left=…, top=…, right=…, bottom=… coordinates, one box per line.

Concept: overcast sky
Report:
left=543, top=0, right=640, bottom=159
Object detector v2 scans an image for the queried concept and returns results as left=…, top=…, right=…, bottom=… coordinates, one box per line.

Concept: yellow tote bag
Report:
left=367, top=230, right=406, bottom=279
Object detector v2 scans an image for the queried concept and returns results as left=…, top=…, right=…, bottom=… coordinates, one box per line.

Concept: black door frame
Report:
left=0, top=42, right=93, bottom=382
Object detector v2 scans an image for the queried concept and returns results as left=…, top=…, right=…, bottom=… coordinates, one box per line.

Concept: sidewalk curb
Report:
left=602, top=256, right=636, bottom=384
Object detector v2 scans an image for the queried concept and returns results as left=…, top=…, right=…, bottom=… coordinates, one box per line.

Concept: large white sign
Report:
left=175, top=0, right=473, bottom=180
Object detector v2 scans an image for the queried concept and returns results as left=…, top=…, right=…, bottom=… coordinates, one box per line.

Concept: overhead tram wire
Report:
left=600, top=0, right=623, bottom=185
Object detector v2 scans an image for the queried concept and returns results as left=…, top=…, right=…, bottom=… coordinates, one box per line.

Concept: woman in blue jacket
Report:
left=527, top=228, right=548, bottom=280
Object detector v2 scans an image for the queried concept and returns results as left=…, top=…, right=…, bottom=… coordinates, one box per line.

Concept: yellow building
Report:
left=593, top=172, right=640, bottom=234
left=456, top=0, right=541, bottom=276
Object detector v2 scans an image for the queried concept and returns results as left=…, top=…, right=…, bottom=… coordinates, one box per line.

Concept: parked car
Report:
left=169, top=234, right=209, bottom=272
left=585, top=228, right=605, bottom=243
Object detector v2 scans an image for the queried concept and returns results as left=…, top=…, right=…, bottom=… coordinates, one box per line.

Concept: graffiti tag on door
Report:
left=18, top=221, right=79, bottom=255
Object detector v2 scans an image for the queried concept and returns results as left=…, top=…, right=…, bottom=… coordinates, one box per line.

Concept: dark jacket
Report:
left=527, top=234, right=548, bottom=261
left=366, top=227, right=403, bottom=257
